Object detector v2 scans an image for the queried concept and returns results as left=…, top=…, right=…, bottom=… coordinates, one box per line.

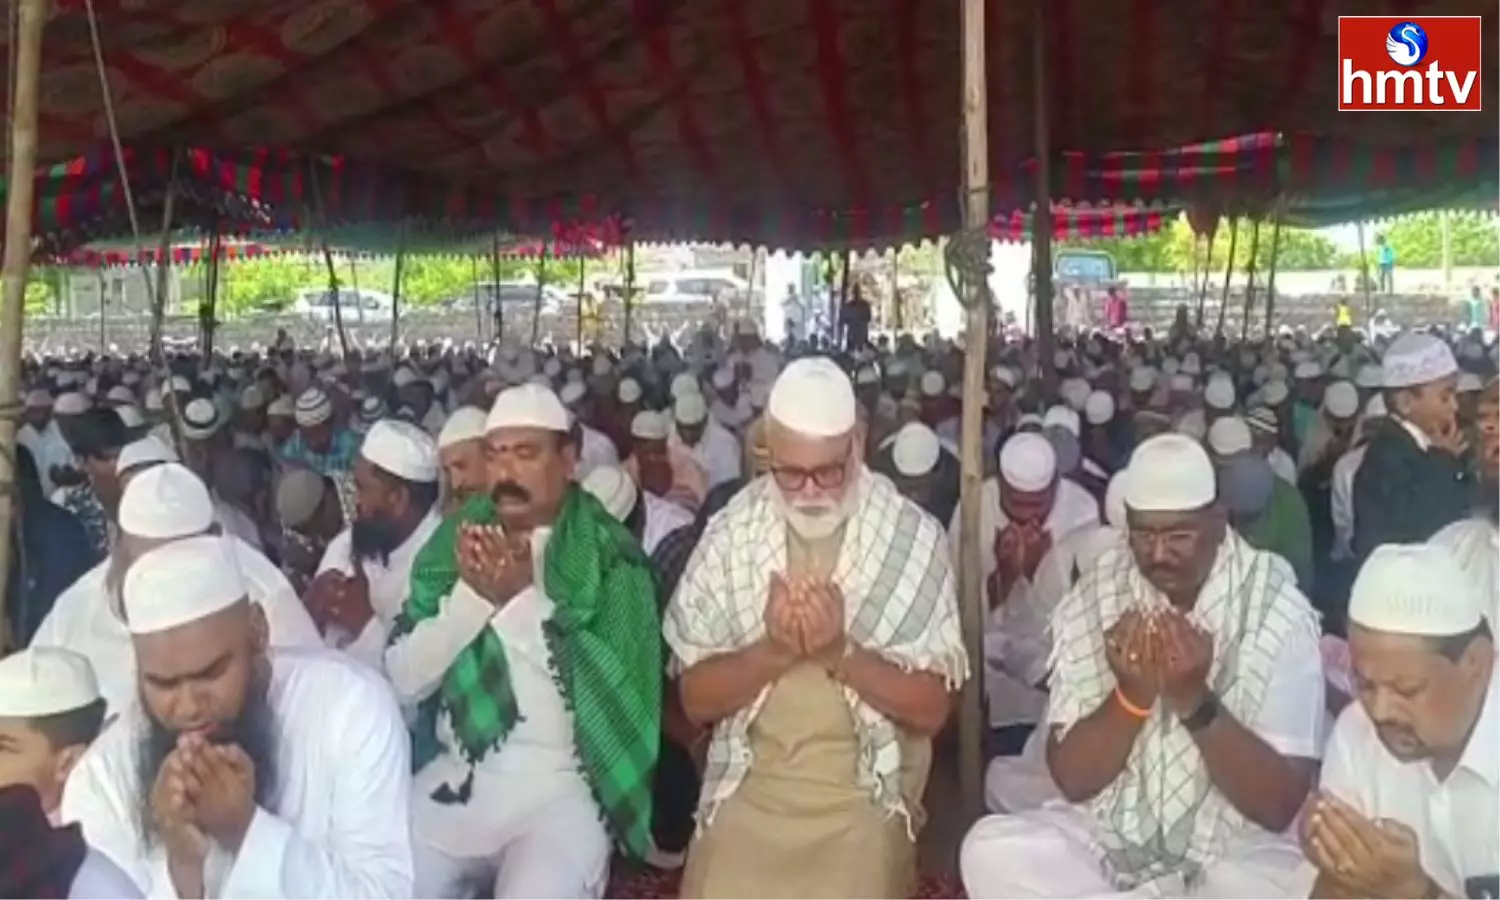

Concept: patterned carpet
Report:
left=605, top=864, right=965, bottom=898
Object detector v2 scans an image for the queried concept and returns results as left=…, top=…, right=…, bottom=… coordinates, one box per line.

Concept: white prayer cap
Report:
left=1204, top=374, right=1236, bottom=411
left=669, top=372, right=699, bottom=399
left=673, top=391, right=709, bottom=426
left=118, top=463, right=214, bottom=539
left=54, top=392, right=89, bottom=415
left=438, top=406, right=487, bottom=450
left=1349, top=543, right=1484, bottom=636
left=1042, top=405, right=1081, bottom=438
left=999, top=433, right=1057, bottom=492
left=1084, top=391, right=1115, bottom=425
left=361, top=420, right=439, bottom=482
left=855, top=366, right=880, bottom=386
left=1323, top=380, right=1360, bottom=419
left=1103, top=474, right=1127, bottom=528
left=1260, top=379, right=1290, bottom=405
left=293, top=387, right=333, bottom=427
left=1458, top=372, right=1484, bottom=394
left=116, top=434, right=178, bottom=473
left=1124, top=433, right=1216, bottom=512
left=180, top=398, right=223, bottom=441
left=1174, top=408, right=1207, bottom=441
left=1128, top=367, right=1157, bottom=393
left=1060, top=378, right=1091, bottom=412
left=105, top=385, right=135, bottom=404
left=542, top=358, right=563, bottom=379
left=122, top=535, right=248, bottom=635
left=1015, top=412, right=1044, bottom=432
left=1245, top=406, right=1279, bottom=436
left=238, top=385, right=266, bottom=410
left=580, top=464, right=638, bottom=523
left=712, top=366, right=735, bottom=390
left=275, top=468, right=326, bottom=528
left=115, top=405, right=145, bottom=429
left=1382, top=333, right=1458, bottom=389
left=1161, top=357, right=1181, bottom=376
left=266, top=394, right=293, bottom=418
left=617, top=378, right=642, bottom=404
left=990, top=365, right=1019, bottom=389
left=1355, top=364, right=1383, bottom=390
left=767, top=358, right=857, bottom=437
left=0, top=647, right=100, bottom=717
left=1363, top=394, right=1388, bottom=420
left=631, top=410, right=669, bottom=441
left=891, top=422, right=941, bottom=477
left=393, top=367, right=420, bottom=388
left=559, top=381, right=587, bottom=408
left=1206, top=416, right=1253, bottom=457
left=486, top=382, right=571, bottom=433
left=23, top=388, right=52, bottom=408
left=919, top=371, right=945, bottom=397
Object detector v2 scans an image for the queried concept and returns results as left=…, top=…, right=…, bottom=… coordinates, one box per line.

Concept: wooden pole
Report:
left=1356, top=220, right=1373, bottom=324
left=622, top=239, right=636, bottom=347
left=955, top=0, right=992, bottom=826
left=490, top=234, right=505, bottom=344
left=1031, top=6, right=1054, bottom=383
left=471, top=255, right=483, bottom=342
left=202, top=223, right=222, bottom=357
left=1214, top=218, right=1239, bottom=335
left=532, top=243, right=548, bottom=346
left=1263, top=198, right=1285, bottom=337
left=97, top=270, right=107, bottom=350
left=1239, top=218, right=1263, bottom=342
left=577, top=256, right=586, bottom=351
left=147, top=166, right=188, bottom=459
left=389, top=228, right=406, bottom=349
left=0, top=0, right=45, bottom=652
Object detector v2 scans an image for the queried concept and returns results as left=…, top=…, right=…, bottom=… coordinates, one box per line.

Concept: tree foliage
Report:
left=1377, top=212, right=1500, bottom=268
left=1063, top=216, right=1343, bottom=273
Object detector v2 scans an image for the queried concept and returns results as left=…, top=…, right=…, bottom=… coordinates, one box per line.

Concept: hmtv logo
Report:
left=1338, top=16, right=1483, bottom=111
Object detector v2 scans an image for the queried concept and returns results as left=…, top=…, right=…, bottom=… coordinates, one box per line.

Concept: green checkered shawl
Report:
left=390, top=487, right=662, bottom=860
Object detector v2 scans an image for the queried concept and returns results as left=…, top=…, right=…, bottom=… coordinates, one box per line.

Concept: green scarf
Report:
left=391, top=487, right=662, bottom=859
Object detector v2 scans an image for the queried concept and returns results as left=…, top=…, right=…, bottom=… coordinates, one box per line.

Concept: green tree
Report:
left=24, top=268, right=60, bottom=317
left=1378, top=212, right=1500, bottom=268
left=215, top=257, right=322, bottom=316
left=1061, top=215, right=1342, bottom=273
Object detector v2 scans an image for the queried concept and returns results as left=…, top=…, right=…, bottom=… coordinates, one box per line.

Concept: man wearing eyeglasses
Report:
left=664, top=357, right=966, bottom=898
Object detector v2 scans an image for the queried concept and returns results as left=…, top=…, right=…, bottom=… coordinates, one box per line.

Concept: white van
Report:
left=291, top=288, right=396, bottom=323
left=638, top=269, right=750, bottom=305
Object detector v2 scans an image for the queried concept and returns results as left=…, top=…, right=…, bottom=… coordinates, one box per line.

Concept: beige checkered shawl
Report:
left=663, top=468, right=968, bottom=831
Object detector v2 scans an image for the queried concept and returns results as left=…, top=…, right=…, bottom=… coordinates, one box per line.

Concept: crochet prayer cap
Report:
left=293, top=387, right=333, bottom=427
left=180, top=398, right=223, bottom=441
left=1382, top=333, right=1458, bottom=389
left=362, top=419, right=439, bottom=482
left=1124, top=433, right=1216, bottom=512
left=487, top=382, right=570, bottom=433
left=767, top=357, right=856, bottom=437
left=999, top=433, right=1056, bottom=492
left=630, top=410, right=669, bottom=441
left=616, top=378, right=642, bottom=404
left=122, top=535, right=248, bottom=635
left=118, top=462, right=214, bottom=539
left=0, top=648, right=99, bottom=717
left=1349, top=543, right=1484, bottom=636
left=1204, top=373, right=1236, bottom=411
left=437, top=406, right=488, bottom=450
left=891, top=422, right=941, bottom=477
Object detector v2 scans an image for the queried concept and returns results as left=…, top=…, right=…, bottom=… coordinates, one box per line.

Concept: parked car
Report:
left=461, top=281, right=572, bottom=315
left=291, top=288, right=396, bottom=323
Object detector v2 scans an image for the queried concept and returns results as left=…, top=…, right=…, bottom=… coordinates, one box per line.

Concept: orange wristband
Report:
left=1114, top=686, right=1151, bottom=719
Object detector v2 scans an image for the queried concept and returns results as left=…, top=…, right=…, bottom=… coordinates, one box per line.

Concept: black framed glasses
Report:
left=770, top=459, right=850, bottom=492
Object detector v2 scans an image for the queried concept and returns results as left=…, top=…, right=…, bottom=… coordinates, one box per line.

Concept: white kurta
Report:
left=31, top=540, right=322, bottom=716
left=710, top=396, right=754, bottom=432
left=1267, top=446, right=1297, bottom=485
left=21, top=420, right=74, bottom=497
left=214, top=498, right=264, bottom=552
left=316, top=511, right=441, bottom=671
left=61, top=648, right=415, bottom=899
left=383, top=528, right=608, bottom=898
left=672, top=421, right=742, bottom=490
left=71, top=847, right=144, bottom=899
left=642, top=492, right=694, bottom=555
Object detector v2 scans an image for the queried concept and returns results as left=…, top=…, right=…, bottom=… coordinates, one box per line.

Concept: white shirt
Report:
left=32, top=539, right=322, bottom=716
left=672, top=420, right=742, bottom=490
left=71, top=847, right=143, bottom=899
left=317, top=510, right=441, bottom=672
left=21, top=419, right=74, bottom=497
left=642, top=492, right=693, bottom=556
left=383, top=528, right=593, bottom=858
left=1318, top=666, right=1499, bottom=897
left=710, top=395, right=754, bottom=432
left=214, top=498, right=263, bottom=552
left=1330, top=443, right=1370, bottom=561
left=576, top=424, right=619, bottom=479
left=61, top=648, right=414, bottom=899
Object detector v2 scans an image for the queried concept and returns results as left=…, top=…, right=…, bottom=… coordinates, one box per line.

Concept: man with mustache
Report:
left=664, top=358, right=966, bottom=897
left=435, top=406, right=488, bottom=512
left=961, top=434, right=1324, bottom=898
left=1302, top=543, right=1496, bottom=900
left=385, top=382, right=662, bottom=897
left=59, top=535, right=414, bottom=898
left=307, top=419, right=442, bottom=671
left=1429, top=376, right=1500, bottom=625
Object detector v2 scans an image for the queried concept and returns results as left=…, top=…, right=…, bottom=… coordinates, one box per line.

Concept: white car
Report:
left=290, top=288, right=396, bottom=323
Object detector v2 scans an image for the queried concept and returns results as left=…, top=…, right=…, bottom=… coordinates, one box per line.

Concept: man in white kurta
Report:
left=31, top=462, right=320, bottom=715
left=670, top=390, right=742, bottom=490
left=61, top=535, right=413, bottom=898
left=310, top=420, right=442, bottom=671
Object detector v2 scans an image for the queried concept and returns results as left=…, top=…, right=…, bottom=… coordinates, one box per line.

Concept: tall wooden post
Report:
left=954, top=0, right=992, bottom=824
left=1031, top=3, right=1055, bottom=383
left=0, top=0, right=47, bottom=651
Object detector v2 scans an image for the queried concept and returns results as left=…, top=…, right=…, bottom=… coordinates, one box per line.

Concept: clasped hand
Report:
left=764, top=572, right=846, bottom=670
left=150, top=732, right=257, bottom=862
left=457, top=524, right=533, bottom=606
left=1302, top=791, right=1433, bottom=899
left=1104, top=607, right=1213, bottom=717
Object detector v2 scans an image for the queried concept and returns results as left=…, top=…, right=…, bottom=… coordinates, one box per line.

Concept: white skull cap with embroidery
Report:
left=630, top=410, right=669, bottom=441
left=115, top=434, right=178, bottom=473
left=293, top=387, right=333, bottom=427
left=999, top=432, right=1056, bottom=492
left=486, top=382, right=571, bottom=433
left=1124, top=433, right=1216, bottom=512
left=1323, top=380, right=1360, bottom=418
left=118, top=462, right=214, bottom=539
left=181, top=398, right=222, bottom=440
left=1381, top=333, right=1458, bottom=389
left=1458, top=372, right=1483, bottom=393
left=1128, top=367, right=1157, bottom=393
left=1355, top=364, right=1384, bottom=390
left=1207, top=415, right=1253, bottom=457
left=616, top=378, right=642, bottom=404
left=1260, top=380, right=1290, bottom=406
left=361, top=419, right=439, bottom=482
left=122, top=535, right=248, bottom=635
left=106, top=385, right=136, bottom=404
left=768, top=357, right=856, bottom=437
left=580, top=464, right=638, bottom=523
left=437, top=406, right=487, bottom=450
left=0, top=647, right=100, bottom=717
left=1349, top=543, right=1484, bottom=636
left=891, top=422, right=941, bottom=477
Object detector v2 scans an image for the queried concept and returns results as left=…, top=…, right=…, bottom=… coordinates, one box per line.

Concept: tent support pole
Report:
left=954, top=0, right=992, bottom=827
left=1239, top=218, right=1262, bottom=343
left=1356, top=221, right=1373, bottom=323
left=0, top=0, right=45, bottom=651
left=389, top=226, right=405, bottom=349
left=622, top=239, right=636, bottom=346
left=1031, top=6, right=1054, bottom=381
left=1215, top=218, right=1239, bottom=335
left=490, top=234, right=504, bottom=344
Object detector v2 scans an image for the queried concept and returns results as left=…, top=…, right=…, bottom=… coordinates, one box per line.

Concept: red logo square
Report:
left=1338, top=16, right=1483, bottom=112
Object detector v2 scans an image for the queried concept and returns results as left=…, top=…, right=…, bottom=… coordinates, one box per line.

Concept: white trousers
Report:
left=412, top=787, right=611, bottom=899
left=984, top=726, right=1061, bottom=814
left=959, top=804, right=1316, bottom=899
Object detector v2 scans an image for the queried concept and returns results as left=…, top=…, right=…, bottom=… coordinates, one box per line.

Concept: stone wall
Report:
left=1060, top=287, right=1459, bottom=335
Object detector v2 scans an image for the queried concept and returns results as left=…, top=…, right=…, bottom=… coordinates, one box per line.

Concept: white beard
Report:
left=771, top=472, right=860, bottom=540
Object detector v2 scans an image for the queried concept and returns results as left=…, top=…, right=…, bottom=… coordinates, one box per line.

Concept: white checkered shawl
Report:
left=1047, top=530, right=1319, bottom=889
left=663, top=469, right=968, bottom=830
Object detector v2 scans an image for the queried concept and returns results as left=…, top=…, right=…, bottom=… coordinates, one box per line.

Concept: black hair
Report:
left=66, top=407, right=129, bottom=461
left=28, top=698, right=107, bottom=750
left=1432, top=618, right=1493, bottom=663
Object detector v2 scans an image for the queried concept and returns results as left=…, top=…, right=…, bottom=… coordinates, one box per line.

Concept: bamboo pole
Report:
left=1214, top=218, right=1239, bottom=335
left=0, top=0, right=45, bottom=652
left=532, top=243, right=548, bottom=346
left=389, top=228, right=406, bottom=349
left=954, top=0, right=992, bottom=826
left=622, top=239, right=636, bottom=347
left=1031, top=11, right=1055, bottom=382
left=576, top=256, right=586, bottom=351
left=471, top=255, right=483, bottom=341
left=490, top=234, right=505, bottom=344
left=97, top=270, right=107, bottom=350
left=1356, top=220, right=1373, bottom=324
left=1239, top=218, right=1263, bottom=342
left=201, top=223, right=222, bottom=357
left=1263, top=198, right=1285, bottom=336
left=147, top=168, right=188, bottom=459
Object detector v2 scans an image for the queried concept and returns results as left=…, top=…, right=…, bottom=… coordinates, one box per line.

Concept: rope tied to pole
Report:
left=943, top=227, right=993, bottom=312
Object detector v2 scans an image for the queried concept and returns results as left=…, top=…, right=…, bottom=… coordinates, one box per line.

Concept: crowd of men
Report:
left=0, top=312, right=1495, bottom=899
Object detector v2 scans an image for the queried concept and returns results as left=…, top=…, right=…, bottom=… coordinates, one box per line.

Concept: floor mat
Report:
left=605, top=865, right=965, bottom=898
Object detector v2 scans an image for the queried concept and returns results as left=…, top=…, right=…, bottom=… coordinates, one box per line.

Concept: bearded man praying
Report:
left=961, top=433, right=1325, bottom=898
left=306, top=419, right=442, bottom=670
left=384, top=383, right=662, bottom=898
left=665, top=358, right=966, bottom=898
left=60, top=535, right=414, bottom=898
